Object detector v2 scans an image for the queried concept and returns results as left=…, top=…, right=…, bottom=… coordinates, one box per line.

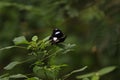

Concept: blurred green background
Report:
left=0, top=0, right=120, bottom=80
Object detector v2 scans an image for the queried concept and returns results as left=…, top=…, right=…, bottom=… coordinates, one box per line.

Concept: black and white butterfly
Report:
left=49, top=28, right=66, bottom=44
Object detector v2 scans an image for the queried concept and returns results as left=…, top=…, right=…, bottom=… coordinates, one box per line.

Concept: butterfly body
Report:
left=49, top=28, right=66, bottom=44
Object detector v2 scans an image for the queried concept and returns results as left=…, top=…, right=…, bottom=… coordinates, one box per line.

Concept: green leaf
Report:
left=76, top=66, right=116, bottom=79
left=13, top=36, right=29, bottom=45
left=57, top=43, right=76, bottom=54
left=32, top=36, right=38, bottom=42
left=91, top=74, right=100, bottom=80
left=97, top=66, right=116, bottom=76
left=33, top=66, right=46, bottom=78
left=0, top=77, right=9, bottom=80
left=9, top=74, right=27, bottom=79
left=76, top=72, right=95, bottom=79
left=42, top=36, right=50, bottom=42
left=0, top=73, right=9, bottom=79
left=33, top=66, right=43, bottom=75
left=4, top=61, right=21, bottom=70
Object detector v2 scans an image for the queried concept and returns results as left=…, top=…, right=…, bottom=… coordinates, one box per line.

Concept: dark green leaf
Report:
left=33, top=66, right=43, bottom=74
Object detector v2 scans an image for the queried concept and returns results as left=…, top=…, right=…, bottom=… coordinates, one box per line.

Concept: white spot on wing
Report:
left=53, top=37, right=58, bottom=41
left=55, top=31, right=60, bottom=35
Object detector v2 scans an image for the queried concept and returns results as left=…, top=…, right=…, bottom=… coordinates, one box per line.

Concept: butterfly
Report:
left=49, top=28, right=66, bottom=44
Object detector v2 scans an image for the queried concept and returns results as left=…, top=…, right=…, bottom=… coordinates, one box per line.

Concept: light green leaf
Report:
left=0, top=77, right=9, bottom=80
left=0, top=73, right=9, bottom=78
left=32, top=36, right=38, bottom=42
left=13, top=36, right=29, bottom=45
left=76, top=66, right=116, bottom=79
left=97, top=66, right=116, bottom=76
left=91, top=74, right=100, bottom=80
left=76, top=72, right=95, bottom=79
left=9, top=74, right=27, bottom=79
left=42, top=36, right=50, bottom=42
left=4, top=61, right=21, bottom=70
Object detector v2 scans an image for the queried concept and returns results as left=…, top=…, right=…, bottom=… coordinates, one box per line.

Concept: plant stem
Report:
left=43, top=67, right=48, bottom=80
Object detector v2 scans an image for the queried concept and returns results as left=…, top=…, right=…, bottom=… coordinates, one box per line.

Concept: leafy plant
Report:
left=0, top=35, right=87, bottom=80
left=0, top=34, right=116, bottom=80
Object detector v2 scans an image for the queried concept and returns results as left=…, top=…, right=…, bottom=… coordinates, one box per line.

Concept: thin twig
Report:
left=0, top=46, right=26, bottom=51
left=43, top=67, right=49, bottom=80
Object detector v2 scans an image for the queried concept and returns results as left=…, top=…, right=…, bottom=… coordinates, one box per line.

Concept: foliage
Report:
left=0, top=35, right=116, bottom=80
left=0, top=35, right=83, bottom=80
left=0, top=0, right=119, bottom=80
